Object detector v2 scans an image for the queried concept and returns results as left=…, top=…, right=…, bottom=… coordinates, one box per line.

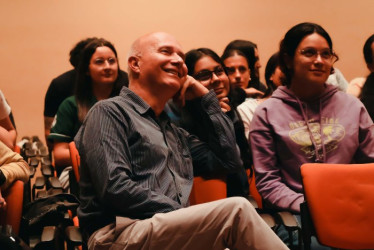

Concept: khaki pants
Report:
left=88, top=197, right=288, bottom=250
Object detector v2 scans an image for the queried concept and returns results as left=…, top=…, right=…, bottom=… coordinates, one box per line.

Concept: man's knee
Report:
left=221, top=197, right=255, bottom=213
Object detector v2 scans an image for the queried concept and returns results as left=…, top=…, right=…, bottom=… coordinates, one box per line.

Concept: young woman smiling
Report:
left=48, top=38, right=127, bottom=175
left=181, top=48, right=251, bottom=198
left=250, top=22, right=374, bottom=214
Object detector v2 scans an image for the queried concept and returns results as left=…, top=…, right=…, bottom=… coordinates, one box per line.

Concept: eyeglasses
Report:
left=299, top=48, right=338, bottom=62
left=194, top=66, right=225, bottom=82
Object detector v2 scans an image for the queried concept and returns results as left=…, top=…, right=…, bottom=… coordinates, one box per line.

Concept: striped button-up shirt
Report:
left=75, top=87, right=242, bottom=238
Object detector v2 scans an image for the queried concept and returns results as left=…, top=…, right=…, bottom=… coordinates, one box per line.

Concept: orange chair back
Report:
left=69, top=142, right=81, bottom=182
left=189, top=176, right=226, bottom=205
left=301, top=163, right=374, bottom=249
left=247, top=169, right=263, bottom=208
left=0, top=180, right=24, bottom=235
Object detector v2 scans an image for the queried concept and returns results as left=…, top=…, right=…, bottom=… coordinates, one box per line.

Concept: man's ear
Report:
left=128, top=56, right=140, bottom=74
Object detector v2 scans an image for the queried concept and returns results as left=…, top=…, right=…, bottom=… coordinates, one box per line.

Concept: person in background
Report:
left=237, top=52, right=283, bottom=140
left=347, top=34, right=374, bottom=99
left=0, top=140, right=29, bottom=208
left=326, top=67, right=349, bottom=92
left=44, top=38, right=95, bottom=144
left=250, top=22, right=374, bottom=247
left=0, top=90, right=16, bottom=150
left=358, top=34, right=374, bottom=121
left=223, top=39, right=267, bottom=93
left=48, top=38, right=127, bottom=175
left=44, top=38, right=129, bottom=145
left=75, top=32, right=287, bottom=250
left=183, top=48, right=251, bottom=198
left=222, top=49, right=264, bottom=99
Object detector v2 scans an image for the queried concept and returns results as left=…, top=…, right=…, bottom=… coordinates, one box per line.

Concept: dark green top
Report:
left=48, top=96, right=97, bottom=143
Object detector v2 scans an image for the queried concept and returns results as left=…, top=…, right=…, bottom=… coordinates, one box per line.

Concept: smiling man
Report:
left=75, top=32, right=287, bottom=250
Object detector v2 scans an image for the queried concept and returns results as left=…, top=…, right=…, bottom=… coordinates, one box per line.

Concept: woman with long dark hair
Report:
left=250, top=22, right=374, bottom=214
left=182, top=48, right=251, bottom=198
left=237, top=52, right=283, bottom=139
left=48, top=38, right=127, bottom=174
left=222, top=40, right=267, bottom=95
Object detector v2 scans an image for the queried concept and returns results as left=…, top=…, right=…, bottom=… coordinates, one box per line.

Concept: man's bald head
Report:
left=127, top=32, right=183, bottom=79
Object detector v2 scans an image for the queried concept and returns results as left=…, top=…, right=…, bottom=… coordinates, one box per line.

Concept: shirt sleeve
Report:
left=250, top=107, right=304, bottom=213
left=0, top=141, right=29, bottom=190
left=48, top=97, right=78, bottom=142
left=184, top=90, right=243, bottom=176
left=77, top=103, right=182, bottom=219
left=237, top=100, right=257, bottom=141
left=0, top=90, right=11, bottom=120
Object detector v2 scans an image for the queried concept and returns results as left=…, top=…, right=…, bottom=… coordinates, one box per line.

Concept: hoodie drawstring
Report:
left=296, top=98, right=326, bottom=163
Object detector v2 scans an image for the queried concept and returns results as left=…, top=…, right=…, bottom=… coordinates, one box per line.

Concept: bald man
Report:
left=75, top=32, right=287, bottom=250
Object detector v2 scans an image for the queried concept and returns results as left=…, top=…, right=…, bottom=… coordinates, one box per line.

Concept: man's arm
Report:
left=77, top=103, right=182, bottom=219
left=0, top=141, right=29, bottom=190
left=0, top=116, right=16, bottom=150
left=182, top=91, right=243, bottom=176
left=175, top=76, right=242, bottom=175
left=250, top=108, right=303, bottom=213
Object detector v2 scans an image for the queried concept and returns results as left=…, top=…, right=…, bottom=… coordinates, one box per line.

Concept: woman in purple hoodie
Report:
left=250, top=22, right=374, bottom=214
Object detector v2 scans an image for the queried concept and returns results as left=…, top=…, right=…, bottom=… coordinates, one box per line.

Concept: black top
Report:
left=44, top=70, right=76, bottom=117
left=361, top=72, right=374, bottom=122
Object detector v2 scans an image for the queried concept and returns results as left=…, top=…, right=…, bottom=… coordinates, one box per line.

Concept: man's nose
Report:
left=171, top=53, right=183, bottom=64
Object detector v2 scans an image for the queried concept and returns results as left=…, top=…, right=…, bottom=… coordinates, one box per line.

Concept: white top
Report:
left=347, top=77, right=367, bottom=98
left=237, top=98, right=261, bottom=140
left=0, top=90, right=11, bottom=120
left=326, top=68, right=349, bottom=92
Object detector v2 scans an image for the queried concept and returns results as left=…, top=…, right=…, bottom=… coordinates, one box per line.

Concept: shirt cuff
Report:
left=201, top=90, right=221, bottom=115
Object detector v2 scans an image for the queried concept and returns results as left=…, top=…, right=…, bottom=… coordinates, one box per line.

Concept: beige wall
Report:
left=0, top=0, right=373, bottom=141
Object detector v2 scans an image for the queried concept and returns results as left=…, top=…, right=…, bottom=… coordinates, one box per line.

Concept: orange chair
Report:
left=189, top=176, right=226, bottom=205
left=69, top=141, right=80, bottom=182
left=301, top=163, right=374, bottom=249
left=0, top=180, right=24, bottom=235
left=67, top=141, right=83, bottom=249
left=247, top=169, right=262, bottom=208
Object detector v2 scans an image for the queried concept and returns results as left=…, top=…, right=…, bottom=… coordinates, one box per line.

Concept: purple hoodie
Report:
left=249, top=84, right=374, bottom=213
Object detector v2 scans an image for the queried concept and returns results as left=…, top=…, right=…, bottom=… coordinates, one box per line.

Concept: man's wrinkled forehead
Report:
left=141, top=32, right=185, bottom=57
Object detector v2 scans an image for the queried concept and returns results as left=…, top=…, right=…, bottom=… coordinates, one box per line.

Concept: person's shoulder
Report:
left=330, top=88, right=364, bottom=107
left=349, top=77, right=366, bottom=88
left=51, top=69, right=75, bottom=82
left=237, top=98, right=259, bottom=111
left=49, top=70, right=76, bottom=90
left=58, top=96, right=77, bottom=111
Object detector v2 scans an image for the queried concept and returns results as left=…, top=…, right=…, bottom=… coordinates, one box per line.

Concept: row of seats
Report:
left=2, top=137, right=374, bottom=249
left=0, top=136, right=82, bottom=249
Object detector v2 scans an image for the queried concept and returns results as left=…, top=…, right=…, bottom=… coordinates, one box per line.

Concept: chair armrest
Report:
left=65, top=226, right=82, bottom=246
left=259, top=213, right=276, bottom=229
left=41, top=165, right=53, bottom=177
left=34, top=177, right=45, bottom=189
left=40, top=226, right=56, bottom=242
left=48, top=177, right=63, bottom=189
left=277, top=211, right=299, bottom=229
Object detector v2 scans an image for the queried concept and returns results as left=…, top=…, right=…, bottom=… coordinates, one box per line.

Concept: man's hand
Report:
left=173, top=76, right=209, bottom=107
